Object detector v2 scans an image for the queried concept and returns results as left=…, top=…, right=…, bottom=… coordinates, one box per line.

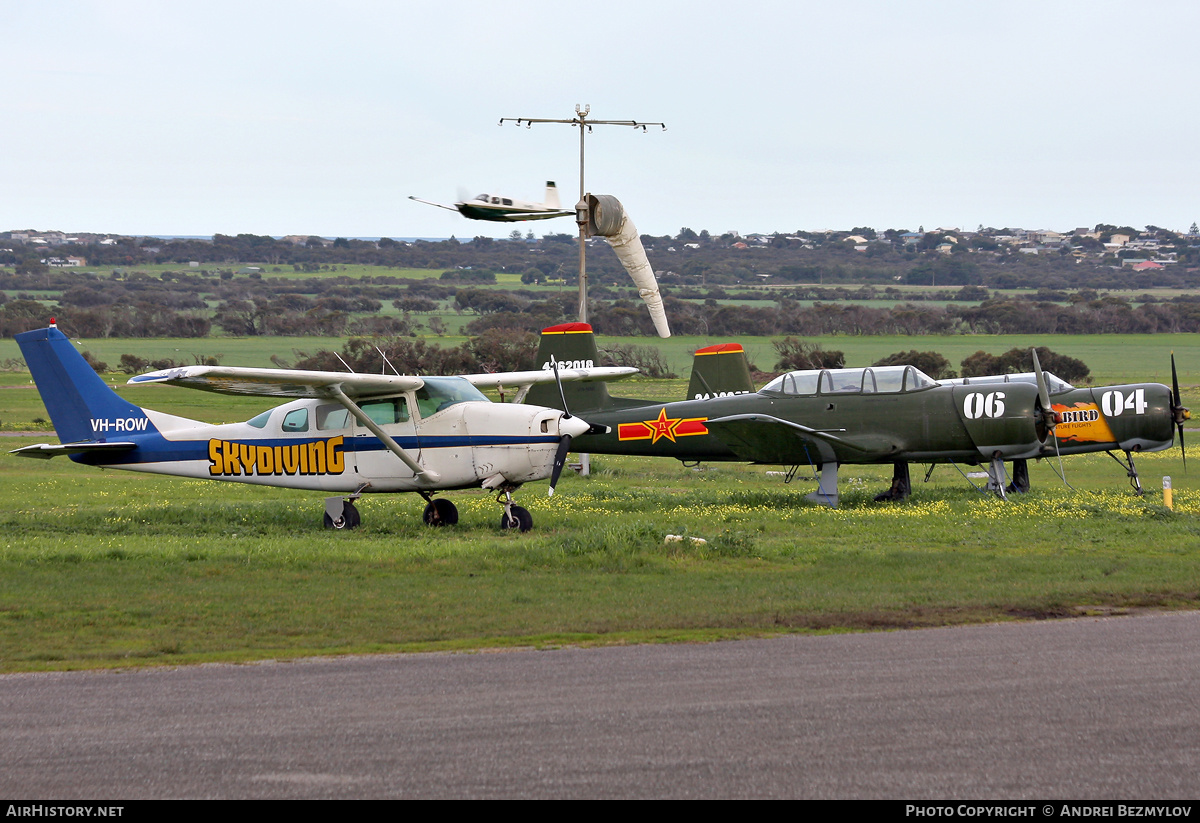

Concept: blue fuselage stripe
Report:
left=71, top=432, right=560, bottom=466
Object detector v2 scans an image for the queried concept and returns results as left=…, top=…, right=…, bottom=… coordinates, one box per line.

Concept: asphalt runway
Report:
left=2, top=611, right=1198, bottom=799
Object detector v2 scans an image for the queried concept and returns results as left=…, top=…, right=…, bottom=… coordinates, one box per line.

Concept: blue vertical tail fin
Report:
left=16, top=324, right=152, bottom=443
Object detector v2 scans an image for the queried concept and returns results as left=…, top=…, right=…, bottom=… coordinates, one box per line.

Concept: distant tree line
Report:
left=581, top=295, right=1200, bottom=338
left=6, top=225, right=1200, bottom=292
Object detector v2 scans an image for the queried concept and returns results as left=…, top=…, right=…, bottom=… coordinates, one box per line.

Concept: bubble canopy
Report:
left=759, top=366, right=939, bottom=396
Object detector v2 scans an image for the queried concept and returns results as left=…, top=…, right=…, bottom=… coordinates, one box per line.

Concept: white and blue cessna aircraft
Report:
left=12, top=322, right=634, bottom=531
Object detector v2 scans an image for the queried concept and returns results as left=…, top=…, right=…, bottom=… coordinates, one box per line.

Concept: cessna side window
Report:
left=360, top=398, right=410, bottom=426
left=415, top=377, right=488, bottom=418
left=281, top=408, right=309, bottom=432
left=246, top=410, right=272, bottom=429
left=316, top=404, right=351, bottom=431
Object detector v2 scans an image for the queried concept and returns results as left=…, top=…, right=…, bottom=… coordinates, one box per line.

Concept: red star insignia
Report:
left=648, top=408, right=682, bottom=443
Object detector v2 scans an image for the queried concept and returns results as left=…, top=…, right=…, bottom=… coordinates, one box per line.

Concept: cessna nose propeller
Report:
left=545, top=355, right=607, bottom=496
left=548, top=355, right=573, bottom=496
left=1171, top=353, right=1190, bottom=469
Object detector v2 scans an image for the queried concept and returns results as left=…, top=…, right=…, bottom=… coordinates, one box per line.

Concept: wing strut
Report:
left=329, top=386, right=441, bottom=484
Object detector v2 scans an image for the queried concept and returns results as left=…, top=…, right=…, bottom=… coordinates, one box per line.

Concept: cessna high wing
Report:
left=12, top=323, right=636, bottom=531
left=408, top=181, right=572, bottom=222
left=528, top=325, right=1056, bottom=506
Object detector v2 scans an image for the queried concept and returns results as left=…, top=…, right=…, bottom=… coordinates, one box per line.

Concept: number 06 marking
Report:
left=964, top=391, right=1006, bottom=419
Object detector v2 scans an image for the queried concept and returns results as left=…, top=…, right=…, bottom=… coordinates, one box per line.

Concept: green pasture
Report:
left=0, top=331, right=1195, bottom=417
left=0, top=440, right=1196, bottom=673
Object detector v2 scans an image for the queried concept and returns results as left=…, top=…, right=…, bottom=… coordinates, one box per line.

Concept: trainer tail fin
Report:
left=526, top=323, right=625, bottom=413
left=687, top=343, right=755, bottom=400
left=16, top=324, right=153, bottom=444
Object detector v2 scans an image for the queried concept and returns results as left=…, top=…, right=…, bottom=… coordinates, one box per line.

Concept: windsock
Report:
left=588, top=194, right=671, bottom=338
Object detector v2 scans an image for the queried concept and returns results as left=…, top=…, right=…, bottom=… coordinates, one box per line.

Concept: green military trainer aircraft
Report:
left=943, top=356, right=1189, bottom=496
left=530, top=326, right=1188, bottom=503
left=527, top=324, right=1059, bottom=506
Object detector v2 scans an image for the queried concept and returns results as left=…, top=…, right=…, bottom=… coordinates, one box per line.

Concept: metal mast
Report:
left=499, top=105, right=665, bottom=324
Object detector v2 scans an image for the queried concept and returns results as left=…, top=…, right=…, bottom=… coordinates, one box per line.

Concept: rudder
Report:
left=527, top=323, right=619, bottom=413
left=16, top=323, right=151, bottom=443
left=687, top=343, right=755, bottom=400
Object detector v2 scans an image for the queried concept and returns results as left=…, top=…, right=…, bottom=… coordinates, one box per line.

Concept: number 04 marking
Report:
left=1101, top=388, right=1147, bottom=417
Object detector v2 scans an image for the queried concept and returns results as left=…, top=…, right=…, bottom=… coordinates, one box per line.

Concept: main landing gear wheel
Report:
left=323, top=500, right=361, bottom=530
left=873, top=461, right=912, bottom=502
left=500, top=505, right=533, bottom=532
left=422, top=498, right=459, bottom=527
left=1005, top=459, right=1030, bottom=494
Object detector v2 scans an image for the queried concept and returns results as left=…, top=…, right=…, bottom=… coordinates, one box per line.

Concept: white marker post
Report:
left=1164, top=476, right=1173, bottom=510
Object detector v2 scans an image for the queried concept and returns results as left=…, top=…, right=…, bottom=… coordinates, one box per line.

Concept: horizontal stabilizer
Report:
left=463, top=366, right=637, bottom=390
left=10, top=441, right=137, bottom=460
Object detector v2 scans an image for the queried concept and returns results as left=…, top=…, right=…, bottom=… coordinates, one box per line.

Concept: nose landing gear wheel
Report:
left=499, top=505, right=533, bottom=532
left=323, top=500, right=361, bottom=530
left=422, top=497, right=459, bottom=527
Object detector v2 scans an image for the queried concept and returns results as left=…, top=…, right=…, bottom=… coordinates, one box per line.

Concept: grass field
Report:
left=0, top=331, right=1198, bottom=673
left=0, top=441, right=1196, bottom=673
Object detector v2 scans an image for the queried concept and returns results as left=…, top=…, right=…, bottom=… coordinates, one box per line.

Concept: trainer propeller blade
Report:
left=1172, top=353, right=1189, bottom=470
left=1031, top=347, right=1058, bottom=439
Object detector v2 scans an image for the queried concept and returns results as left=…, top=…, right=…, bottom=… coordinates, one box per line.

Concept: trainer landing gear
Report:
left=1005, top=459, right=1030, bottom=494
left=1107, top=448, right=1145, bottom=496
left=421, top=493, right=459, bottom=527
left=497, top=488, right=533, bottom=532
left=986, top=453, right=1009, bottom=501
left=874, top=461, right=911, bottom=502
left=804, top=462, right=840, bottom=507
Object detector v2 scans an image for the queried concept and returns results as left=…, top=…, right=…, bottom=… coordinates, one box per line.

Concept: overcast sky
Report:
left=5, top=0, right=1197, bottom=240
